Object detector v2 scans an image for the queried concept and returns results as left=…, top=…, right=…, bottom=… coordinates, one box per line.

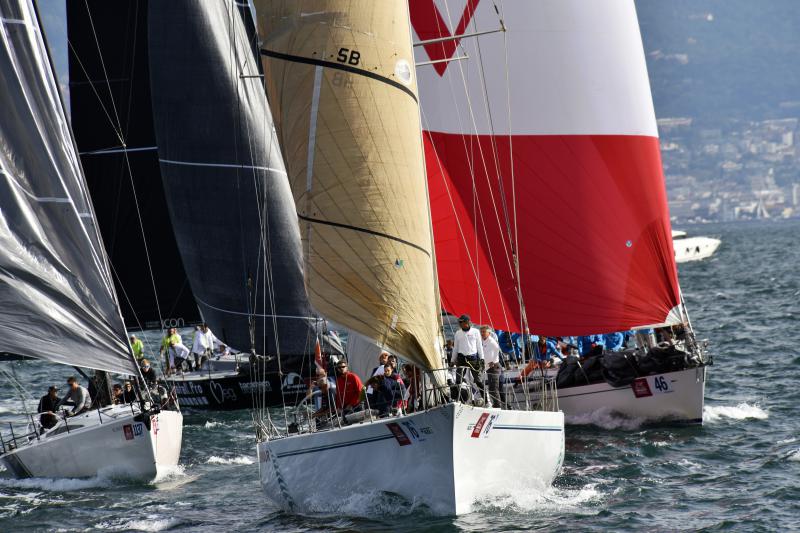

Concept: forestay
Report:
left=255, top=1, right=442, bottom=371
left=0, top=0, right=134, bottom=374
left=412, top=0, right=682, bottom=335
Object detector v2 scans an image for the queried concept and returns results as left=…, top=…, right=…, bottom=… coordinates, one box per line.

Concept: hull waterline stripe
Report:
left=260, top=49, right=418, bottom=103
left=297, top=214, right=431, bottom=257
left=493, top=425, right=562, bottom=432
left=275, top=434, right=395, bottom=458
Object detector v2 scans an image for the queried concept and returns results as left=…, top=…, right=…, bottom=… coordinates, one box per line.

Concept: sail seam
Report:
left=260, top=48, right=418, bottom=103
left=297, top=214, right=431, bottom=258
left=159, top=158, right=287, bottom=174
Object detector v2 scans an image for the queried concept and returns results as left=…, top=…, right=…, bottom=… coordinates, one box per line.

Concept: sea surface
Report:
left=1, top=219, right=798, bottom=532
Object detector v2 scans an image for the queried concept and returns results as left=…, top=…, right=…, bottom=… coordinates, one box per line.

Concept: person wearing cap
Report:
left=37, top=385, right=61, bottom=429
left=61, top=376, right=92, bottom=417
left=451, top=314, right=485, bottom=400
left=129, top=334, right=145, bottom=361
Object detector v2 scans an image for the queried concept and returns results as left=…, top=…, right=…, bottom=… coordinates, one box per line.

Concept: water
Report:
left=1, top=219, right=798, bottom=531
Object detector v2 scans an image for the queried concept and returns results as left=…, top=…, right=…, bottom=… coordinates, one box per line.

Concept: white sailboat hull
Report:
left=0, top=406, right=182, bottom=479
left=508, top=366, right=706, bottom=425
left=257, top=403, right=564, bottom=515
left=674, top=236, right=721, bottom=263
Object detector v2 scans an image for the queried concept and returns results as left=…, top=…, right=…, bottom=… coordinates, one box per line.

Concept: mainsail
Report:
left=412, top=0, right=681, bottom=335
left=0, top=0, right=135, bottom=375
left=67, top=0, right=200, bottom=329
left=147, top=0, right=324, bottom=357
left=256, top=1, right=442, bottom=370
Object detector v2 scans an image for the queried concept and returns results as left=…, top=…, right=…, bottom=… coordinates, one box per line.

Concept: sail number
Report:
left=337, top=47, right=361, bottom=66
left=651, top=375, right=673, bottom=394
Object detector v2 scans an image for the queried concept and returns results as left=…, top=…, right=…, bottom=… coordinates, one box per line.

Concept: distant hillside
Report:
left=636, top=0, right=800, bottom=122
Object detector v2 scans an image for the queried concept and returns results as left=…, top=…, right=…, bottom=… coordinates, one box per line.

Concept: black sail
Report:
left=67, top=0, right=200, bottom=329
left=0, top=0, right=134, bottom=374
left=147, top=1, right=325, bottom=359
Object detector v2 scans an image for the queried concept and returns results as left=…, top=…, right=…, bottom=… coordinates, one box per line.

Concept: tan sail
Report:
left=255, top=0, right=440, bottom=370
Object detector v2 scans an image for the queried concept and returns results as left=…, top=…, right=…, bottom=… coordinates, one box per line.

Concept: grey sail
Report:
left=0, top=0, right=135, bottom=375
left=147, top=1, right=325, bottom=359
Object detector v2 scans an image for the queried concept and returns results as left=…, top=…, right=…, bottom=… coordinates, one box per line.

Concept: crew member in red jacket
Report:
left=333, top=359, right=363, bottom=414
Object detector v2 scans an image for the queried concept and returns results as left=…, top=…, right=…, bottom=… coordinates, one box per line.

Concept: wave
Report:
left=206, top=455, right=254, bottom=465
left=96, top=516, right=181, bottom=532
left=565, top=408, right=647, bottom=430
left=0, top=475, right=112, bottom=492
left=789, top=450, right=800, bottom=462
left=703, top=402, right=768, bottom=423
left=204, top=421, right=225, bottom=429
left=470, top=483, right=603, bottom=515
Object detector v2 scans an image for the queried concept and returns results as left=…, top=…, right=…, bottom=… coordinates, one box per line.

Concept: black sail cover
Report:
left=67, top=0, right=200, bottom=329
left=0, top=0, right=135, bottom=375
left=147, top=1, right=329, bottom=360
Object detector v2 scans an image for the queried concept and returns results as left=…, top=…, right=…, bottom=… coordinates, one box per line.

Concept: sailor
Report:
left=370, top=351, right=389, bottom=377
left=480, top=325, right=502, bottom=408
left=451, top=314, right=484, bottom=400
left=159, top=327, right=182, bottom=371
left=578, top=335, right=605, bottom=357
left=129, top=334, right=145, bottom=361
left=333, top=359, right=363, bottom=415
left=111, top=383, right=124, bottom=405
left=533, top=335, right=561, bottom=363
left=603, top=331, right=625, bottom=351
left=496, top=329, right=518, bottom=367
left=191, top=323, right=219, bottom=370
left=61, top=376, right=92, bottom=417
left=168, top=340, right=191, bottom=374
left=140, top=359, right=158, bottom=385
left=122, top=381, right=138, bottom=404
left=37, top=385, right=60, bottom=429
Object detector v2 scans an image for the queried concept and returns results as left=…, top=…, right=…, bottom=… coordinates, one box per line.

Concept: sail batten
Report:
left=256, top=0, right=442, bottom=370
left=0, top=0, right=134, bottom=374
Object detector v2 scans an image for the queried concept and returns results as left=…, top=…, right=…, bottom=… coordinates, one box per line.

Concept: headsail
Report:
left=67, top=0, right=201, bottom=329
left=0, top=0, right=135, bottom=375
left=412, top=0, right=681, bottom=335
left=255, top=1, right=442, bottom=371
left=147, top=0, right=327, bottom=357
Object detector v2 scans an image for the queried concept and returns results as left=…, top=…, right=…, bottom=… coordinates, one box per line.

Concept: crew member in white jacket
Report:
left=191, top=323, right=219, bottom=370
left=450, top=314, right=485, bottom=399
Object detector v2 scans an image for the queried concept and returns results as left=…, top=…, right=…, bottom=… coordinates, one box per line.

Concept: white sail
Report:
left=0, top=0, right=134, bottom=375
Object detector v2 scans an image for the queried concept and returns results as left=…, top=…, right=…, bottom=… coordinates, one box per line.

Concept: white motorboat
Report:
left=0, top=0, right=182, bottom=480
left=258, top=403, right=564, bottom=515
left=673, top=230, right=721, bottom=263
left=1, top=404, right=182, bottom=479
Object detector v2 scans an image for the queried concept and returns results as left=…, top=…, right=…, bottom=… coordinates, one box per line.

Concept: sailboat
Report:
left=412, top=0, right=709, bottom=424
left=250, top=1, right=564, bottom=515
left=0, top=0, right=181, bottom=478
